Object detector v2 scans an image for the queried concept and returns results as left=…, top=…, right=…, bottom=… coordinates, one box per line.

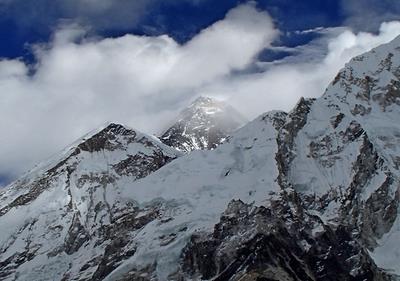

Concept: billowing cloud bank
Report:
left=210, top=21, right=400, bottom=117
left=0, top=3, right=400, bottom=180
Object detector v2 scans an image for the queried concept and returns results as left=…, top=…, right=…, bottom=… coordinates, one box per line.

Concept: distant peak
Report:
left=193, top=96, right=216, bottom=103
left=189, top=96, right=221, bottom=107
left=160, top=96, right=247, bottom=152
left=183, top=96, right=231, bottom=117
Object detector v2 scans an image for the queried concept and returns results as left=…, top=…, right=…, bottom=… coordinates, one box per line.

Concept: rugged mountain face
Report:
left=0, top=123, right=181, bottom=281
left=1, top=36, right=400, bottom=281
left=284, top=38, right=400, bottom=275
left=181, top=199, right=389, bottom=281
left=160, top=96, right=247, bottom=152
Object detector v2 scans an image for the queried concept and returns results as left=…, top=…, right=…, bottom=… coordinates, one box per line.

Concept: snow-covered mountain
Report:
left=1, top=36, right=400, bottom=280
left=0, top=123, right=181, bottom=280
left=160, top=96, right=247, bottom=152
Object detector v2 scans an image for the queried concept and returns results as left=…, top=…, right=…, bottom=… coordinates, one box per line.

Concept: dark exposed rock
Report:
left=351, top=104, right=372, bottom=116
left=116, top=264, right=157, bottom=281
left=331, top=113, right=345, bottom=128
left=180, top=200, right=390, bottom=281
left=372, top=80, right=400, bottom=111
left=91, top=237, right=136, bottom=281
left=78, top=123, right=136, bottom=153
left=112, top=152, right=175, bottom=178
left=275, top=97, right=315, bottom=188
left=64, top=213, right=89, bottom=255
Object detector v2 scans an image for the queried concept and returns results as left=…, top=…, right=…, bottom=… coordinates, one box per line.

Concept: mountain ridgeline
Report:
left=1, top=36, right=400, bottom=280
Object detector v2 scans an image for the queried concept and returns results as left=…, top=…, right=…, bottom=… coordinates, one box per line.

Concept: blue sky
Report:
left=0, top=0, right=399, bottom=185
left=2, top=1, right=333, bottom=57
left=1, top=0, right=395, bottom=60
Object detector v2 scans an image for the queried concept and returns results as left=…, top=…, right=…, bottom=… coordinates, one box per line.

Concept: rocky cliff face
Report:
left=1, top=37, right=400, bottom=281
left=180, top=199, right=390, bottom=281
left=160, top=96, right=247, bottom=152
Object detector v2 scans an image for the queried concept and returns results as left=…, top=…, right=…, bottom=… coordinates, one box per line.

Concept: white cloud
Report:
left=0, top=3, right=277, bottom=178
left=1, top=2, right=400, bottom=183
left=199, top=21, right=400, bottom=118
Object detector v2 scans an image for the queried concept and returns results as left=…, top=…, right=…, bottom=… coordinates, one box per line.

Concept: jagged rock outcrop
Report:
left=160, top=96, right=247, bottom=152
left=180, top=199, right=390, bottom=281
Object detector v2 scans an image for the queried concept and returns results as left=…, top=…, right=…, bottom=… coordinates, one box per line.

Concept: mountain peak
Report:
left=188, top=95, right=222, bottom=108
left=77, top=122, right=136, bottom=153
left=190, top=95, right=216, bottom=105
left=100, top=122, right=131, bottom=134
left=16, top=122, right=180, bottom=189
left=160, top=96, right=247, bottom=152
left=183, top=96, right=234, bottom=118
